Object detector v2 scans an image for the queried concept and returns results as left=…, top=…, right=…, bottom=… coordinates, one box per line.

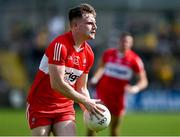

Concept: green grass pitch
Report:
left=0, top=108, right=180, bottom=136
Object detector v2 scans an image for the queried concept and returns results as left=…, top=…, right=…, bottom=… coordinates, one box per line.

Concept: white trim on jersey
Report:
left=39, top=54, right=84, bottom=84
left=39, top=54, right=49, bottom=74
left=53, top=43, right=62, bottom=61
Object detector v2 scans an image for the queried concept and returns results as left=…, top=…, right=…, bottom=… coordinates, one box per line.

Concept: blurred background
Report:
left=0, top=0, right=180, bottom=136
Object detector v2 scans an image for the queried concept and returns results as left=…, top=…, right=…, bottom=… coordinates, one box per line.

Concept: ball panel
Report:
left=83, top=104, right=111, bottom=132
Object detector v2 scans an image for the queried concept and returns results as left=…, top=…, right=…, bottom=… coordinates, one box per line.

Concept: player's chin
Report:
left=89, top=34, right=96, bottom=39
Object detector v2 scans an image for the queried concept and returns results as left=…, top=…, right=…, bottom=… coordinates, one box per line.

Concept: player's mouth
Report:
left=90, top=31, right=96, bottom=35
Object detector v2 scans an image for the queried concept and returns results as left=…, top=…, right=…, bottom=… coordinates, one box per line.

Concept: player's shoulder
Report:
left=84, top=42, right=94, bottom=55
left=107, top=48, right=117, bottom=52
left=127, top=50, right=142, bottom=61
left=47, top=31, right=72, bottom=50
left=128, top=50, right=139, bottom=57
left=45, top=32, right=71, bottom=56
left=104, top=48, right=117, bottom=54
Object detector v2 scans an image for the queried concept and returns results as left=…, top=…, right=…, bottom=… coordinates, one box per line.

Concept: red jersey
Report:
left=96, top=48, right=144, bottom=115
left=27, top=31, right=94, bottom=114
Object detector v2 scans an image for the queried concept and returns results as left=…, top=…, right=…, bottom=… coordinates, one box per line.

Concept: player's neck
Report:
left=117, top=49, right=130, bottom=57
left=118, top=48, right=125, bottom=54
left=117, top=50, right=125, bottom=58
left=72, top=31, right=86, bottom=48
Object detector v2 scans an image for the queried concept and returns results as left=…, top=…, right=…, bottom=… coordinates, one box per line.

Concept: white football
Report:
left=83, top=104, right=111, bottom=132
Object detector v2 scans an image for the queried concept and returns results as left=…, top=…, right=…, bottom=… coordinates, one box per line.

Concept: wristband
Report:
left=91, top=77, right=98, bottom=85
left=131, top=86, right=140, bottom=94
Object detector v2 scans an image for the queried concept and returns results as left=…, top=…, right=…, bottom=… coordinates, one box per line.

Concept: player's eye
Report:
left=86, top=22, right=96, bottom=26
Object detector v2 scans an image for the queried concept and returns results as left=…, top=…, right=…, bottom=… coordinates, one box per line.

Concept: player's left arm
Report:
left=75, top=73, right=91, bottom=111
left=126, top=57, right=148, bottom=94
left=75, top=73, right=103, bottom=115
left=126, top=70, right=148, bottom=94
left=129, top=70, right=148, bottom=93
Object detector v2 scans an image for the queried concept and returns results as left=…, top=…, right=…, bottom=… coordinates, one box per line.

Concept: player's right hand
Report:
left=83, top=98, right=104, bottom=119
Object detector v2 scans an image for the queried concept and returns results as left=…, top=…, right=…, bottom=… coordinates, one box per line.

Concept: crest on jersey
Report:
left=73, top=56, right=80, bottom=65
left=68, top=55, right=73, bottom=60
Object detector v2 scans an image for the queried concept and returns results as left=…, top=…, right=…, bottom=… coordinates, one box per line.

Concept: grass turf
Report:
left=0, top=108, right=180, bottom=136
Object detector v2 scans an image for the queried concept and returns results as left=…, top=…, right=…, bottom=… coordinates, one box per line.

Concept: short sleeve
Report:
left=46, top=41, right=67, bottom=65
left=102, top=49, right=111, bottom=63
left=84, top=46, right=94, bottom=74
left=133, top=56, right=145, bottom=73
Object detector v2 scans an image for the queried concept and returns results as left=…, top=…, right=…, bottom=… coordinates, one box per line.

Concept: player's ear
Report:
left=70, top=19, right=79, bottom=28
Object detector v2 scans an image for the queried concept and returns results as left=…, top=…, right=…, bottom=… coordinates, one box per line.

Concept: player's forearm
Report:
left=132, top=77, right=148, bottom=93
left=136, top=78, right=148, bottom=91
left=134, top=71, right=148, bottom=92
left=75, top=75, right=91, bottom=111
left=51, top=78, right=88, bottom=104
left=78, top=88, right=90, bottom=98
left=137, top=72, right=148, bottom=91
left=77, top=88, right=89, bottom=111
left=126, top=76, right=148, bottom=94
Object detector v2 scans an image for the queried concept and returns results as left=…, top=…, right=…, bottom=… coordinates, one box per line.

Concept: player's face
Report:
left=119, top=35, right=133, bottom=51
left=77, top=13, right=97, bottom=40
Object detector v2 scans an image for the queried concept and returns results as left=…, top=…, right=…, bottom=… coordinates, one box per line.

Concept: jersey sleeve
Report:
left=102, top=49, right=110, bottom=63
left=46, top=40, right=67, bottom=66
left=84, top=47, right=94, bottom=74
left=133, top=56, right=145, bottom=73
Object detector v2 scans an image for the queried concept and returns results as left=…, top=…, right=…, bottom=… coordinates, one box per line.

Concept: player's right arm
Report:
left=49, top=64, right=86, bottom=103
left=47, top=41, right=101, bottom=116
left=49, top=64, right=102, bottom=116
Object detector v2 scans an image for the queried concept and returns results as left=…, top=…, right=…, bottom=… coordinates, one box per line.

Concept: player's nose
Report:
left=92, top=23, right=97, bottom=30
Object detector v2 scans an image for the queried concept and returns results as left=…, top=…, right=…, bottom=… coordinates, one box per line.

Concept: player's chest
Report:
left=65, top=51, right=87, bottom=70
